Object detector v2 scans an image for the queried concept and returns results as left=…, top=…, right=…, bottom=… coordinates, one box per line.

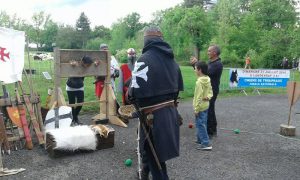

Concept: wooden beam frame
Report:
left=52, top=48, right=126, bottom=127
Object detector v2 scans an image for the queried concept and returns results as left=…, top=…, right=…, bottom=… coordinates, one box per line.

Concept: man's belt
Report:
left=140, top=100, right=175, bottom=115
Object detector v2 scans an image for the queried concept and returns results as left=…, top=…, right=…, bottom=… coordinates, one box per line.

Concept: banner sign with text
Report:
left=229, top=69, right=290, bottom=88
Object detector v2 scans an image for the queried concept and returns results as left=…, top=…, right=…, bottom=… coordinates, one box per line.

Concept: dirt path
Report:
left=2, top=94, right=300, bottom=180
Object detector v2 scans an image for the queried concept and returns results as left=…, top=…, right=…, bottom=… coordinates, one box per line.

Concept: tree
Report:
left=250, top=0, right=297, bottom=30
left=122, top=12, right=145, bottom=39
left=183, top=0, right=214, bottom=8
left=247, top=0, right=298, bottom=68
left=41, top=20, right=58, bottom=51
left=160, top=6, right=188, bottom=60
left=159, top=6, right=213, bottom=61
left=259, top=29, right=293, bottom=68
left=178, top=6, right=212, bottom=59
left=109, top=12, right=146, bottom=53
left=10, top=14, right=27, bottom=30
left=213, top=0, right=242, bottom=47
left=183, top=0, right=205, bottom=7
left=110, top=22, right=128, bottom=53
left=56, top=25, right=81, bottom=49
left=239, top=0, right=251, bottom=12
left=227, top=14, right=261, bottom=57
left=151, top=10, right=166, bottom=25
left=31, top=11, right=51, bottom=50
left=76, top=12, right=91, bottom=48
left=92, top=25, right=111, bottom=40
left=0, top=11, right=10, bottom=27
left=0, top=11, right=27, bottom=31
left=288, top=27, right=300, bottom=59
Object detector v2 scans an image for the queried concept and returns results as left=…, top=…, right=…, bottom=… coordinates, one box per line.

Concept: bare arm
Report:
left=190, top=56, right=198, bottom=69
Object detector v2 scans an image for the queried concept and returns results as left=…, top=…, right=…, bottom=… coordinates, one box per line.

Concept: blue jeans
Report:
left=195, top=109, right=210, bottom=146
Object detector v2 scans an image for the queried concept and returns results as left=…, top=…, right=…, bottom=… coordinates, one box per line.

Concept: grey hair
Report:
left=100, top=43, right=108, bottom=50
left=144, top=25, right=163, bottom=37
left=210, top=45, right=221, bottom=56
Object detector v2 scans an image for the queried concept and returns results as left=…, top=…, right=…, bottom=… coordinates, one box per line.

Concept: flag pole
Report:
left=287, top=81, right=296, bottom=126
left=24, top=35, right=45, bottom=135
left=25, top=35, right=34, bottom=94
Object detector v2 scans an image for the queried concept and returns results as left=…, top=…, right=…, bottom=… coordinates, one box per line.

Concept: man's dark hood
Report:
left=129, top=37, right=183, bottom=100
left=143, top=37, right=174, bottom=59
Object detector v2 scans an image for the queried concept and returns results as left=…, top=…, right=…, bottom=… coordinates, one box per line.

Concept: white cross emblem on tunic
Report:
left=131, top=62, right=148, bottom=88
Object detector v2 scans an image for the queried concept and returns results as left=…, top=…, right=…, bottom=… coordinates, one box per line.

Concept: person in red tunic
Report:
left=118, top=48, right=136, bottom=105
left=95, top=44, right=120, bottom=99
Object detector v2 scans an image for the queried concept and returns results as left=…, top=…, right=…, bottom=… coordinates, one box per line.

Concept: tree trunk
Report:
left=194, top=45, right=200, bottom=60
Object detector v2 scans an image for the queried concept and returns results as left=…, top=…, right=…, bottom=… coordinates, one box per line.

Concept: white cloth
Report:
left=66, top=84, right=84, bottom=91
left=110, top=55, right=120, bottom=75
left=110, top=56, right=120, bottom=91
left=0, top=27, right=25, bottom=84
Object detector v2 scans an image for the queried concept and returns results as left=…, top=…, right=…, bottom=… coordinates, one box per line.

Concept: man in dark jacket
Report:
left=207, top=45, right=223, bottom=136
left=190, top=45, right=223, bottom=136
left=128, top=25, right=183, bottom=180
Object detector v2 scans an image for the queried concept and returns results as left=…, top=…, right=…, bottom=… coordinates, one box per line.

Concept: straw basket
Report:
left=118, top=105, right=136, bottom=119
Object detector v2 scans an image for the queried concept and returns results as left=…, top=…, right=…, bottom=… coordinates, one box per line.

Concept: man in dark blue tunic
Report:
left=128, top=25, right=183, bottom=180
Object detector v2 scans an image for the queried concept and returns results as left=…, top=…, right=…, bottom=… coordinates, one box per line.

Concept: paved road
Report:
left=2, top=94, right=300, bottom=180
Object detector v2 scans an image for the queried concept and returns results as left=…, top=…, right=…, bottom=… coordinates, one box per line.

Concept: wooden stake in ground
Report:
left=0, top=114, right=24, bottom=174
left=0, top=110, right=10, bottom=154
left=24, top=41, right=45, bottom=135
left=22, top=55, right=45, bottom=136
left=15, top=83, right=33, bottom=150
left=18, top=82, right=44, bottom=145
left=93, top=85, right=127, bottom=127
left=2, top=83, right=24, bottom=151
left=280, top=81, right=300, bottom=136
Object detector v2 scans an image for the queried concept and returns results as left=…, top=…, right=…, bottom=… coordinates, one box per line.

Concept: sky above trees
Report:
left=1, top=0, right=183, bottom=28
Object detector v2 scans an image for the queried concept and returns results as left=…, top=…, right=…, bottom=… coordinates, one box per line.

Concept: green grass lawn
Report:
left=3, top=55, right=299, bottom=113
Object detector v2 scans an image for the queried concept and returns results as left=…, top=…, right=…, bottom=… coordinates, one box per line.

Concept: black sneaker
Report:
left=209, top=132, right=217, bottom=139
left=72, top=120, right=83, bottom=126
left=141, top=166, right=150, bottom=180
left=194, top=140, right=201, bottom=144
left=196, top=144, right=212, bottom=151
left=213, top=131, right=217, bottom=136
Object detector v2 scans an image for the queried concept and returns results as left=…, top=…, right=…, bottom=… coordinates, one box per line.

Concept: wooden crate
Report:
left=96, top=125, right=114, bottom=150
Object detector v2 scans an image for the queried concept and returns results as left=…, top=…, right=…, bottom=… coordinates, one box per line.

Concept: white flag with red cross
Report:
left=0, top=27, right=25, bottom=84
